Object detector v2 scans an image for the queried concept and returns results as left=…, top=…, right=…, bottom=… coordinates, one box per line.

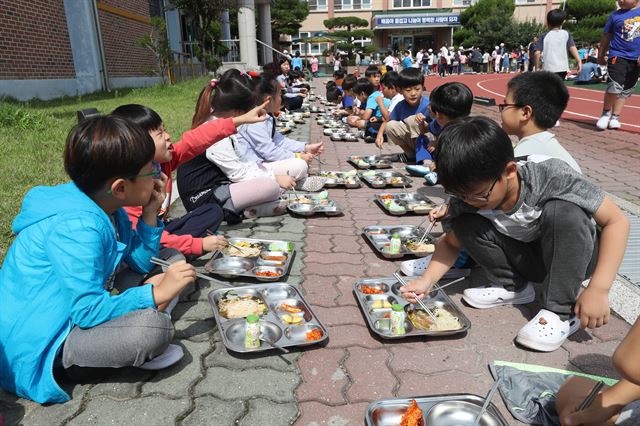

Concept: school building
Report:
left=296, top=0, right=564, bottom=56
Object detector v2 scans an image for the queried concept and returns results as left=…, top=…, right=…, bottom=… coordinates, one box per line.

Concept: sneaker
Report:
left=400, top=255, right=470, bottom=279
left=405, top=165, right=430, bottom=177
left=244, top=200, right=288, bottom=219
left=139, top=344, right=184, bottom=370
left=462, top=282, right=535, bottom=309
left=596, top=113, right=611, bottom=130
left=608, top=116, right=621, bottom=129
left=516, top=309, right=580, bottom=352
left=297, top=176, right=326, bottom=192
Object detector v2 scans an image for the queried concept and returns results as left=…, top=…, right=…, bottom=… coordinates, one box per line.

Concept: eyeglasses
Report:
left=498, top=103, right=523, bottom=112
left=131, top=162, right=162, bottom=179
left=445, top=177, right=500, bottom=203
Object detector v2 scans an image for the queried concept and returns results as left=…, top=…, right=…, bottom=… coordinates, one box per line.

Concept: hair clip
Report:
left=210, top=79, right=217, bottom=88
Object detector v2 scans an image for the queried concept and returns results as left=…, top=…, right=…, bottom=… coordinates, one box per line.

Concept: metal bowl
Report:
left=224, top=319, right=283, bottom=351
left=389, top=226, right=423, bottom=239
left=253, top=266, right=284, bottom=281
left=210, top=257, right=254, bottom=276
left=323, top=128, right=333, bottom=135
left=283, top=323, right=324, bottom=342
left=288, top=203, right=315, bottom=216
left=260, top=285, right=298, bottom=300
left=425, top=400, right=502, bottom=426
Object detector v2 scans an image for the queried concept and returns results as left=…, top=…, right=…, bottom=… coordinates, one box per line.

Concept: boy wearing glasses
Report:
left=500, top=71, right=581, bottom=173
left=401, top=117, right=629, bottom=352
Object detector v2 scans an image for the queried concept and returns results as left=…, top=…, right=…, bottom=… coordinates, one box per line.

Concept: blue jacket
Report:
left=235, top=115, right=306, bottom=163
left=0, top=182, right=161, bottom=403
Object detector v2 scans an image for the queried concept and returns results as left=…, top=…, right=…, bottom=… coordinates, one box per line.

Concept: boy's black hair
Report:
left=547, top=8, right=567, bottom=27
left=380, top=71, right=398, bottom=88
left=291, top=69, right=302, bottom=79
left=429, top=82, right=473, bottom=119
left=436, top=116, right=514, bottom=194
left=507, top=71, right=569, bottom=129
left=333, top=69, right=346, bottom=79
left=396, top=68, right=424, bottom=89
left=64, top=115, right=155, bottom=194
left=365, top=65, right=381, bottom=78
left=342, top=74, right=358, bottom=92
left=326, top=85, right=343, bottom=103
left=112, top=104, right=162, bottom=131
left=385, top=65, right=393, bottom=73
left=353, top=78, right=374, bottom=97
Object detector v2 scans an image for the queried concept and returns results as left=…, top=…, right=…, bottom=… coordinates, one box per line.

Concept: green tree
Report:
left=138, top=17, right=175, bottom=84
left=565, top=0, right=616, bottom=46
left=272, top=0, right=310, bottom=35
left=172, top=0, right=232, bottom=71
left=454, top=0, right=522, bottom=49
left=324, top=17, right=373, bottom=54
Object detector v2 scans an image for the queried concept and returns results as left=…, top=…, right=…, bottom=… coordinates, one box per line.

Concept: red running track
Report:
left=424, top=72, right=640, bottom=134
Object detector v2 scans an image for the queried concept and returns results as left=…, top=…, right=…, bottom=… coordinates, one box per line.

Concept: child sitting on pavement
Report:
left=112, top=103, right=267, bottom=257
left=346, top=78, right=376, bottom=131
left=373, top=71, right=401, bottom=146
left=500, top=71, right=581, bottom=173
left=335, top=74, right=357, bottom=116
left=0, top=116, right=199, bottom=404
left=557, top=315, right=640, bottom=425
left=235, top=72, right=325, bottom=192
left=376, top=68, right=431, bottom=163
left=364, top=64, right=382, bottom=91
left=401, top=116, right=629, bottom=352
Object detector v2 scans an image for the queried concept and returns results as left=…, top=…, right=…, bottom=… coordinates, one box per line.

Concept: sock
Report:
left=602, top=110, right=611, bottom=116
left=611, top=114, right=620, bottom=119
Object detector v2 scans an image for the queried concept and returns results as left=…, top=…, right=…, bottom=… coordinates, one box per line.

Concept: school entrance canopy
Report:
left=371, top=12, right=461, bottom=52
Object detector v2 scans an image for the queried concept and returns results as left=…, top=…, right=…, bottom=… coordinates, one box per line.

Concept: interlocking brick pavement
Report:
left=0, top=77, right=636, bottom=426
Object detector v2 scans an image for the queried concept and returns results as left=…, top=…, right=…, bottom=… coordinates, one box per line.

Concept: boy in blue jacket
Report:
left=0, top=116, right=196, bottom=404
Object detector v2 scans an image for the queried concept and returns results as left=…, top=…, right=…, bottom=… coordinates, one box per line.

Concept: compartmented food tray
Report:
left=204, top=238, right=295, bottom=281
left=319, top=171, right=362, bottom=188
left=208, top=283, right=328, bottom=353
left=348, top=155, right=393, bottom=169
left=362, top=225, right=435, bottom=258
left=359, top=171, right=412, bottom=188
left=365, top=394, right=508, bottom=426
left=353, top=277, right=471, bottom=340
left=286, top=192, right=342, bottom=216
left=375, top=192, right=437, bottom=216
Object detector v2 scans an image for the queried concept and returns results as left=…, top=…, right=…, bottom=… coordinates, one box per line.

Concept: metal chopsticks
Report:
left=150, top=256, right=221, bottom=283
left=393, top=272, right=438, bottom=322
left=576, top=381, right=605, bottom=411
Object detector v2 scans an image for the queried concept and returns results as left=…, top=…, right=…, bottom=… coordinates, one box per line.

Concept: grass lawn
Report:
left=0, top=77, right=210, bottom=263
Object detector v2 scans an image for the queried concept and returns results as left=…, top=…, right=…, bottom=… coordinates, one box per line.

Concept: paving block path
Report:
left=0, top=77, right=636, bottom=426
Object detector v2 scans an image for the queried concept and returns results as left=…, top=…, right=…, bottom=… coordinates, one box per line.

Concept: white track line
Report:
left=476, top=78, right=640, bottom=129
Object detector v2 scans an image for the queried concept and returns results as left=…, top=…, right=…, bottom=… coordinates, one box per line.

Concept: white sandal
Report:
left=462, top=282, right=535, bottom=309
left=516, top=309, right=580, bottom=352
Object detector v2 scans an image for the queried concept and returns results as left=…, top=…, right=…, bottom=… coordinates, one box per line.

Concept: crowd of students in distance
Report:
left=0, top=3, right=638, bottom=422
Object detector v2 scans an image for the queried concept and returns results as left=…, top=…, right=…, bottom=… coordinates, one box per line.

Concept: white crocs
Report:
left=516, top=309, right=580, bottom=352
left=139, top=344, right=184, bottom=370
left=400, top=255, right=470, bottom=279
left=462, top=282, right=535, bottom=309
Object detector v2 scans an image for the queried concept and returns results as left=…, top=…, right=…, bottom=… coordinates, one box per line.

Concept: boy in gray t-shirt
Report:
left=535, top=9, right=582, bottom=80
left=401, top=117, right=629, bottom=353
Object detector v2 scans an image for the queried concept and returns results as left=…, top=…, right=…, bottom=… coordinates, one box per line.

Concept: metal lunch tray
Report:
left=362, top=225, right=435, bottom=259
left=348, top=155, right=393, bottom=169
left=208, top=283, right=329, bottom=353
left=365, top=393, right=508, bottom=426
left=319, top=171, right=362, bottom=188
left=204, top=238, right=295, bottom=282
left=286, top=192, right=342, bottom=216
left=375, top=192, right=437, bottom=216
left=353, top=277, right=471, bottom=340
left=359, top=170, right=412, bottom=188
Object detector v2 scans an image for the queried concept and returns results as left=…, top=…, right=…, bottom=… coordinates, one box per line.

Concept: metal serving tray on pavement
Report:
left=353, top=276, right=471, bottom=340
left=319, top=170, right=362, bottom=188
left=286, top=192, right=342, bottom=216
left=365, top=393, right=508, bottom=426
left=375, top=192, right=437, bottom=216
left=362, top=225, right=435, bottom=259
left=348, top=155, right=393, bottom=169
left=359, top=170, right=412, bottom=188
left=204, top=238, right=295, bottom=282
left=208, top=283, right=328, bottom=353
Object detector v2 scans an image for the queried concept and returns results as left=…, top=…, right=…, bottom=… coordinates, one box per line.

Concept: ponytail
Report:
left=191, top=70, right=256, bottom=129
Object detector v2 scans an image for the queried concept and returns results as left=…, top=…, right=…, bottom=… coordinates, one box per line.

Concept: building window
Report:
left=392, top=0, right=431, bottom=9
left=293, top=32, right=331, bottom=56
left=353, top=36, right=372, bottom=48
left=334, top=0, right=371, bottom=10
left=452, top=0, right=478, bottom=5
left=308, top=0, right=328, bottom=11
left=514, top=0, right=537, bottom=3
